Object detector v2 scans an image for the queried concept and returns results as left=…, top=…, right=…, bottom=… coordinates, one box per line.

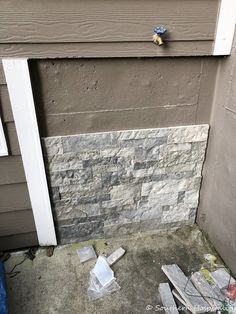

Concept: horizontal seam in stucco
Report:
left=42, top=104, right=196, bottom=116
left=225, top=106, right=236, bottom=115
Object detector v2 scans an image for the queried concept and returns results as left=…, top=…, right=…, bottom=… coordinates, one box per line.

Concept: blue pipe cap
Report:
left=154, top=26, right=167, bottom=36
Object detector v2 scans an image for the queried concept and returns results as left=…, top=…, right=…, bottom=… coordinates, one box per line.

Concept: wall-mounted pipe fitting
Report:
left=153, top=26, right=167, bottom=46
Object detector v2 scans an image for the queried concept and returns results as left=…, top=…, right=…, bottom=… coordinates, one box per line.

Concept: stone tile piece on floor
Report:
left=211, top=268, right=236, bottom=289
left=5, top=226, right=224, bottom=314
left=190, top=271, right=223, bottom=311
left=158, top=282, right=179, bottom=314
left=161, top=264, right=210, bottom=314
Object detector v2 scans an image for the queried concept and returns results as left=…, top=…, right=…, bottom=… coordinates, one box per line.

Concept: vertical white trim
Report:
left=2, top=59, right=57, bottom=246
left=0, top=115, right=8, bottom=156
left=213, top=0, right=236, bottom=55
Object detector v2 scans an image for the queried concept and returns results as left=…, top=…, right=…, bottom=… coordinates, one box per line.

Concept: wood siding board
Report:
left=0, top=183, right=31, bottom=212
left=213, top=0, right=236, bottom=55
left=37, top=106, right=197, bottom=137
left=0, top=61, right=6, bottom=84
left=0, top=41, right=213, bottom=58
left=6, top=122, right=21, bottom=155
left=0, top=231, right=38, bottom=251
left=0, top=61, right=36, bottom=250
left=0, top=209, right=36, bottom=236
left=0, top=85, right=13, bottom=122
left=0, top=155, right=26, bottom=185
left=3, top=59, right=57, bottom=246
left=0, top=0, right=218, bottom=43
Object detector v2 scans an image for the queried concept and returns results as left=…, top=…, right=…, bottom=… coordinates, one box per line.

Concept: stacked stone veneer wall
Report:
left=42, top=125, right=209, bottom=244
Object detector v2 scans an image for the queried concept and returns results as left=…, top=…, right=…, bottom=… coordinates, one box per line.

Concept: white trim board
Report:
left=0, top=115, right=8, bottom=156
left=2, top=59, right=57, bottom=246
left=213, top=0, right=236, bottom=55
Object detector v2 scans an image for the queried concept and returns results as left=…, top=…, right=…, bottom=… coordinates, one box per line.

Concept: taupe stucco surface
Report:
left=198, top=34, right=236, bottom=276
left=30, top=58, right=217, bottom=137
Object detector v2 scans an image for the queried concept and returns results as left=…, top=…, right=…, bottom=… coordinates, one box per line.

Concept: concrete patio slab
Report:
left=5, top=226, right=223, bottom=314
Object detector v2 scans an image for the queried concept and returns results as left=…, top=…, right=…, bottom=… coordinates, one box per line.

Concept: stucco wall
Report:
left=30, top=58, right=217, bottom=136
left=198, top=33, right=236, bottom=276
left=29, top=57, right=218, bottom=244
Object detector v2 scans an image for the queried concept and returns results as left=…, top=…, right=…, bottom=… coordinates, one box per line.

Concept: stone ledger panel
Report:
left=42, top=125, right=209, bottom=244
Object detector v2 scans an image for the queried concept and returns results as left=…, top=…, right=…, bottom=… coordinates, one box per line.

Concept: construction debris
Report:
left=191, top=271, right=223, bottom=311
left=107, top=247, right=125, bottom=266
left=86, top=247, right=125, bottom=300
left=211, top=268, right=235, bottom=290
left=77, top=245, right=97, bottom=264
left=161, top=263, right=236, bottom=314
left=199, top=268, right=215, bottom=285
left=225, top=283, right=236, bottom=301
left=161, top=264, right=210, bottom=314
left=159, top=283, right=179, bottom=314
left=91, top=256, right=114, bottom=287
left=87, top=256, right=120, bottom=300
left=172, top=289, right=188, bottom=308
left=203, top=254, right=217, bottom=269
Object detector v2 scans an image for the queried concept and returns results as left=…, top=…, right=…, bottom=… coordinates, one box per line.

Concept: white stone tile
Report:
left=167, top=125, right=209, bottom=144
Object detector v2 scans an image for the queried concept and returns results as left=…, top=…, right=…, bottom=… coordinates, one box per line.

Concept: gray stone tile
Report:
left=62, top=132, right=118, bottom=153
left=82, top=156, right=118, bottom=168
left=42, top=125, right=209, bottom=242
left=58, top=220, right=104, bottom=243
left=101, top=172, right=120, bottom=186
left=167, top=125, right=209, bottom=144
left=133, top=160, right=157, bottom=170
left=177, top=191, right=185, bottom=204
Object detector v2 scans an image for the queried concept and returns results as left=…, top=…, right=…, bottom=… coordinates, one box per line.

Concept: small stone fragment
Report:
left=107, top=247, right=126, bottom=266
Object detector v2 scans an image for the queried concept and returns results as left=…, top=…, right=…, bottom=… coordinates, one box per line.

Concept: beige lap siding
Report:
left=0, top=61, right=38, bottom=251
left=0, top=0, right=219, bottom=57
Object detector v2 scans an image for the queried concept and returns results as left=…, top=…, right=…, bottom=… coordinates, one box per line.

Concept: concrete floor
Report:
left=5, top=225, right=223, bottom=314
